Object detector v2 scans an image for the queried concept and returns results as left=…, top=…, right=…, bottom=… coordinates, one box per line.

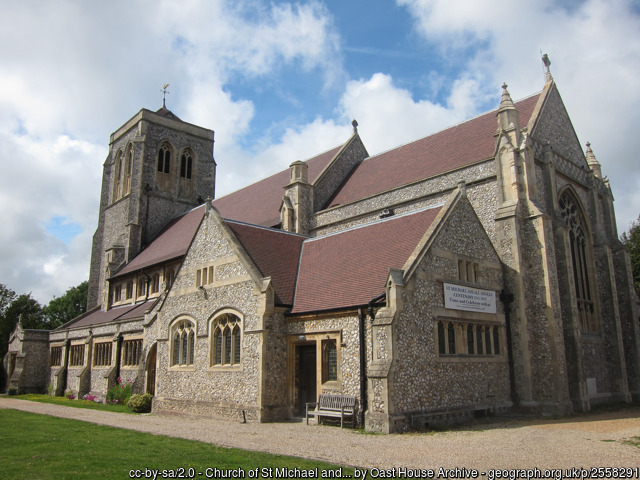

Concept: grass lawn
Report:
left=0, top=409, right=352, bottom=480
left=8, top=394, right=132, bottom=413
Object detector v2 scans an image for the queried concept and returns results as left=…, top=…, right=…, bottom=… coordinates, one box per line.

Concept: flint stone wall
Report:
left=153, top=211, right=268, bottom=420
left=391, top=197, right=509, bottom=424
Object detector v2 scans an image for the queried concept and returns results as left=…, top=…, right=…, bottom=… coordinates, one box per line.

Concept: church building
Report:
left=5, top=58, right=640, bottom=433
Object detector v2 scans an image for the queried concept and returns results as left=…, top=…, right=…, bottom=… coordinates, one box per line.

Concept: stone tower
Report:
left=87, top=106, right=215, bottom=309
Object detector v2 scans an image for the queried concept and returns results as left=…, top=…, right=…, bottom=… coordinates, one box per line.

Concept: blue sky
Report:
left=1, top=0, right=639, bottom=303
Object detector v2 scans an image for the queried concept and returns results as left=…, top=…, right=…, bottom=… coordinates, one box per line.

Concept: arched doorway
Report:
left=146, top=343, right=157, bottom=395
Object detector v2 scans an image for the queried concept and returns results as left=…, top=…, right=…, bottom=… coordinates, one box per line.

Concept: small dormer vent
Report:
left=380, top=208, right=394, bottom=219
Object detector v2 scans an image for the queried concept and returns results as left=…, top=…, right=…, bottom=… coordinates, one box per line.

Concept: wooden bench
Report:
left=306, top=394, right=358, bottom=428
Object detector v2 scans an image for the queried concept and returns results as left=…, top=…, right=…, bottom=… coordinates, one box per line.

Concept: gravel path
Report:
left=1, top=398, right=638, bottom=471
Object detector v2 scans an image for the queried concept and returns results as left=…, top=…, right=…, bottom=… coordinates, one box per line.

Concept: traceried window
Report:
left=93, top=342, right=112, bottom=367
left=210, top=313, right=242, bottom=366
left=122, top=339, right=143, bottom=366
left=50, top=346, right=63, bottom=367
left=559, top=191, right=598, bottom=334
left=180, top=149, right=193, bottom=179
left=156, top=142, right=173, bottom=192
left=69, top=344, right=85, bottom=367
left=171, top=320, right=195, bottom=367
left=178, top=148, right=195, bottom=198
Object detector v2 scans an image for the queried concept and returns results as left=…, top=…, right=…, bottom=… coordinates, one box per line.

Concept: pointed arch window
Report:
left=171, top=319, right=195, bottom=367
left=123, top=144, right=133, bottom=196
left=559, top=191, right=598, bottom=334
left=113, top=150, right=123, bottom=201
left=156, top=142, right=173, bottom=192
left=210, top=312, right=242, bottom=367
left=180, top=149, right=193, bottom=179
left=178, top=148, right=195, bottom=198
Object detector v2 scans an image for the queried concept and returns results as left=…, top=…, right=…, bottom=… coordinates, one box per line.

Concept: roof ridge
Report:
left=305, top=202, right=445, bottom=243
left=213, top=144, right=344, bottom=202
left=225, top=218, right=310, bottom=238
left=365, top=91, right=542, bottom=162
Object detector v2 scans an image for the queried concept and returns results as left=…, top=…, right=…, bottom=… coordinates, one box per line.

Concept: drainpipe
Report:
left=62, top=338, right=71, bottom=394
left=499, top=291, right=518, bottom=405
left=358, top=308, right=367, bottom=426
left=114, top=333, right=124, bottom=381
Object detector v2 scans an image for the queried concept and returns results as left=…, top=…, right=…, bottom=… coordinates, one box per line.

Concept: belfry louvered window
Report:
left=559, top=191, right=598, bottom=334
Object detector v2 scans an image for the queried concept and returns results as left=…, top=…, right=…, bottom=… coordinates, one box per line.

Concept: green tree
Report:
left=42, top=280, right=88, bottom=329
left=0, top=288, right=44, bottom=390
left=621, top=214, right=640, bottom=294
left=0, top=292, right=45, bottom=355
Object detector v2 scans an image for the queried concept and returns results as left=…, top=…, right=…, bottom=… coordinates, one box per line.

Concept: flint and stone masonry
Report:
left=5, top=59, right=639, bottom=433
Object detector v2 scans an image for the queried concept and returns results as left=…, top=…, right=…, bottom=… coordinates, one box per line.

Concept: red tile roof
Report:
left=213, top=145, right=342, bottom=227
left=226, top=221, right=306, bottom=306
left=327, top=94, right=540, bottom=208
left=57, top=299, right=156, bottom=330
left=112, top=206, right=205, bottom=278
left=291, top=206, right=443, bottom=314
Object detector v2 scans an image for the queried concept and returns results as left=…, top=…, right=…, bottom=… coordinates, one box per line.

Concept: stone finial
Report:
left=499, top=83, right=514, bottom=109
left=542, top=53, right=553, bottom=83
left=585, top=142, right=602, bottom=179
left=497, top=83, right=520, bottom=132
left=352, top=119, right=359, bottom=134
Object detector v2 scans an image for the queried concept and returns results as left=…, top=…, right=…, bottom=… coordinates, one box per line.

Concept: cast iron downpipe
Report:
left=358, top=308, right=367, bottom=426
left=114, top=333, right=124, bottom=381
left=62, top=338, right=71, bottom=394
left=499, top=291, right=518, bottom=405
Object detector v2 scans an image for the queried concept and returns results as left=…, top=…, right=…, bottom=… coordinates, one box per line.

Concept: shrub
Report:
left=8, top=387, right=18, bottom=396
left=64, top=390, right=75, bottom=400
left=127, top=393, right=153, bottom=413
left=47, top=383, right=54, bottom=396
left=106, top=377, right=132, bottom=405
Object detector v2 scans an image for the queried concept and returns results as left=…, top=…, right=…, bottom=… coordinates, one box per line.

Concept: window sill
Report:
left=169, top=365, right=195, bottom=371
left=208, top=365, right=243, bottom=372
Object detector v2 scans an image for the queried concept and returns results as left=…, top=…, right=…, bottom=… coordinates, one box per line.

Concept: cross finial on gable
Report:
left=542, top=54, right=553, bottom=83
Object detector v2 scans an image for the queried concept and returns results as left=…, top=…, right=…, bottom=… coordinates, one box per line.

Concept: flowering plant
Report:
left=82, top=393, right=102, bottom=403
left=106, top=376, right=132, bottom=405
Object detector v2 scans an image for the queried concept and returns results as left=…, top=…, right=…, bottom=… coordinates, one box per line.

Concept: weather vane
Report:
left=162, top=83, right=170, bottom=108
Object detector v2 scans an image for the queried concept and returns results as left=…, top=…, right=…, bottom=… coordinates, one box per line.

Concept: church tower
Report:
left=87, top=105, right=216, bottom=309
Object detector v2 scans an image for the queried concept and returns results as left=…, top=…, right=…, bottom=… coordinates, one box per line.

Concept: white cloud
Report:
left=2, top=0, right=638, bottom=307
left=0, top=0, right=342, bottom=303
left=397, top=0, right=640, bottom=234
